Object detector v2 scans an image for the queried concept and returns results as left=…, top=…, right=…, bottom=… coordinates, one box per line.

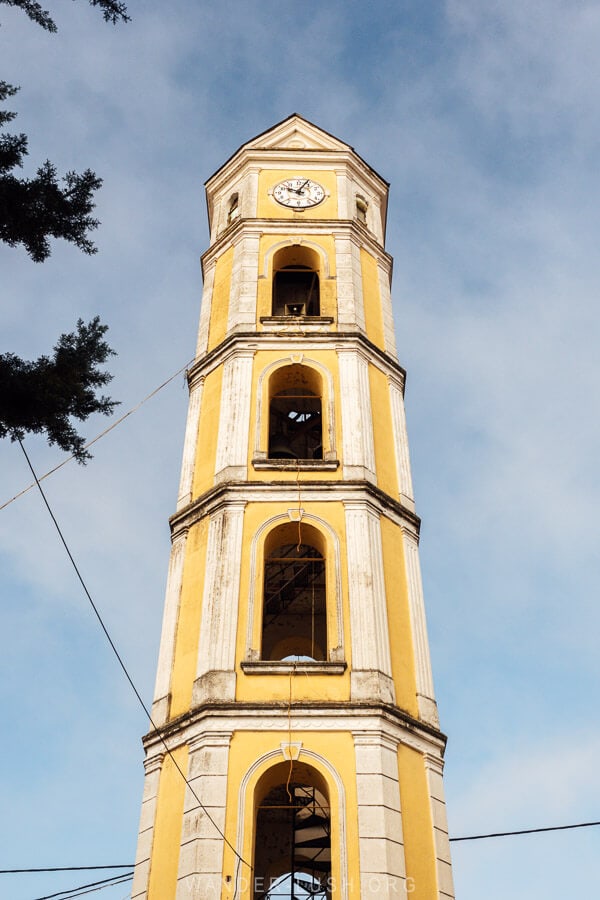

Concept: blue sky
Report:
left=1, top=1, right=599, bottom=897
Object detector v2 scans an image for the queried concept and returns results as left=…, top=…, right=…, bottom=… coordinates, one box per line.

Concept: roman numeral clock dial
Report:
left=273, top=177, right=325, bottom=209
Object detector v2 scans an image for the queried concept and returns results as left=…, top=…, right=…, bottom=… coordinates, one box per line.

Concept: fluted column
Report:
left=151, top=531, right=188, bottom=724
left=338, top=347, right=377, bottom=482
left=177, top=375, right=203, bottom=510
left=388, top=375, right=415, bottom=511
left=214, top=350, right=254, bottom=483
left=401, top=526, right=438, bottom=726
left=194, top=502, right=246, bottom=702
left=345, top=501, right=395, bottom=703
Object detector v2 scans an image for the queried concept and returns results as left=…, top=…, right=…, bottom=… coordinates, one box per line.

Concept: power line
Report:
left=32, top=871, right=133, bottom=900
left=18, top=439, right=252, bottom=875
left=0, top=358, right=194, bottom=513
left=450, top=819, right=600, bottom=842
left=3, top=816, right=600, bottom=879
left=0, top=866, right=131, bottom=874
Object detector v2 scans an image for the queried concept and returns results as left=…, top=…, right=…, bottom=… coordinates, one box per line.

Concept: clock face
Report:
left=273, top=177, right=325, bottom=209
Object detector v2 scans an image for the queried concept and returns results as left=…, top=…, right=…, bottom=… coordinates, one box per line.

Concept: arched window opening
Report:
left=268, top=365, right=323, bottom=461
left=254, top=763, right=331, bottom=899
left=271, top=245, right=320, bottom=316
left=227, top=192, right=240, bottom=224
left=355, top=195, right=368, bottom=225
left=262, top=523, right=327, bottom=662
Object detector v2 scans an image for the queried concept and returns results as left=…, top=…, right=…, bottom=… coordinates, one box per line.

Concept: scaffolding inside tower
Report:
left=255, top=783, right=331, bottom=899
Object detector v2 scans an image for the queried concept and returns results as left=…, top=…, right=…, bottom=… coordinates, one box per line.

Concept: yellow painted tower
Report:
left=131, top=115, right=455, bottom=900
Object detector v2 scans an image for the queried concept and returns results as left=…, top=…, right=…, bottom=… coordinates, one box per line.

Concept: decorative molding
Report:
left=261, top=237, right=331, bottom=279
left=241, top=661, right=347, bottom=675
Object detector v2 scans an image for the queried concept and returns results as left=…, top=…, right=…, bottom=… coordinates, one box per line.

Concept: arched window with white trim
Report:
left=261, top=522, right=326, bottom=662
left=253, top=761, right=331, bottom=899
left=268, top=364, right=323, bottom=461
left=272, top=244, right=320, bottom=316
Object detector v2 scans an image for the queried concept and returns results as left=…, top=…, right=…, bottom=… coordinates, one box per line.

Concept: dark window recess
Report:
left=262, top=543, right=326, bottom=661
left=272, top=266, right=320, bottom=316
left=255, top=782, right=331, bottom=899
left=268, top=390, right=322, bottom=460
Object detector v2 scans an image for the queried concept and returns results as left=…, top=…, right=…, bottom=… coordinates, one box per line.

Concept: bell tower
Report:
left=131, top=115, right=455, bottom=900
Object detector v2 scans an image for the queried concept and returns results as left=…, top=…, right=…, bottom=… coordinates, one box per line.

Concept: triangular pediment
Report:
left=243, top=114, right=351, bottom=153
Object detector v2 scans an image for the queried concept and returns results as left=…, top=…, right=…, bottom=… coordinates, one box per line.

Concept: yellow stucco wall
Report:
left=369, top=364, right=400, bottom=498
left=397, top=744, right=438, bottom=899
left=360, top=247, right=385, bottom=349
left=192, top=365, right=223, bottom=497
left=147, top=745, right=188, bottom=900
left=207, top=245, right=234, bottom=351
left=257, top=169, right=339, bottom=220
left=169, top=518, right=209, bottom=719
left=380, top=516, right=418, bottom=717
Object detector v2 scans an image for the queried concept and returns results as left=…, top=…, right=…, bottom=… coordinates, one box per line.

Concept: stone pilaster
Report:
left=388, top=375, right=415, bottom=512
left=345, top=501, right=395, bottom=703
left=424, top=753, right=455, bottom=900
left=214, top=350, right=254, bottom=483
left=176, top=732, right=232, bottom=900
left=131, top=752, right=165, bottom=900
left=194, top=502, right=245, bottom=702
left=338, top=347, right=377, bottom=482
left=353, top=731, right=407, bottom=900
left=176, top=376, right=203, bottom=510
left=151, top=532, right=188, bottom=724
left=401, top=526, right=439, bottom=727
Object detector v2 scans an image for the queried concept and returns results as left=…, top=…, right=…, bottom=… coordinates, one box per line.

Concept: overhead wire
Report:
left=31, top=871, right=133, bottom=900
left=449, top=819, right=600, bottom=842
left=17, top=439, right=252, bottom=875
left=1, top=358, right=195, bottom=513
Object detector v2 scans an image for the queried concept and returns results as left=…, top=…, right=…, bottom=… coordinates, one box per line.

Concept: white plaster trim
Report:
left=242, top=167, right=259, bottom=219
left=345, top=502, right=395, bottom=702
left=226, top=235, right=260, bottom=333
left=261, top=237, right=331, bottom=280
left=196, top=260, right=216, bottom=357
left=350, top=237, right=366, bottom=333
left=235, top=746, right=348, bottom=900
left=353, top=730, right=408, bottom=899
left=214, top=350, right=254, bottom=482
left=195, top=503, right=246, bottom=699
left=151, top=532, right=188, bottom=723
left=253, top=355, right=337, bottom=462
left=388, top=375, right=415, bottom=509
left=401, top=527, right=438, bottom=726
left=377, top=261, right=398, bottom=357
left=337, top=348, right=376, bottom=481
left=423, top=755, right=455, bottom=899
left=176, top=378, right=203, bottom=511
left=244, top=511, right=344, bottom=663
